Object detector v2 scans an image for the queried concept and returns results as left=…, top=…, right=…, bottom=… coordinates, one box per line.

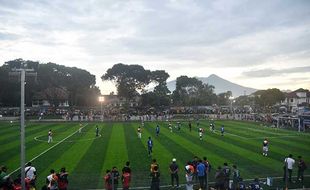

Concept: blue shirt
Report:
left=197, top=163, right=206, bottom=177
left=147, top=139, right=153, bottom=147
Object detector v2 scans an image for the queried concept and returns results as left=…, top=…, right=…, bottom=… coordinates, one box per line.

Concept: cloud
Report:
left=0, top=0, right=310, bottom=92
left=242, top=66, right=310, bottom=78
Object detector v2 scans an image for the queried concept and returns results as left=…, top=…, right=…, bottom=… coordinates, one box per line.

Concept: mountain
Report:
left=166, top=74, right=257, bottom=97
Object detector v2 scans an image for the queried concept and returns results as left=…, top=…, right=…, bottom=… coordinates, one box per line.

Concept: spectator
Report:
left=232, top=165, right=240, bottom=190
left=297, top=156, right=307, bottom=183
left=284, top=154, right=295, bottom=182
left=249, top=178, right=261, bottom=190
left=25, top=162, right=36, bottom=188
left=238, top=178, right=246, bottom=190
left=0, top=166, right=12, bottom=189
left=169, top=158, right=179, bottom=188
left=122, top=169, right=131, bottom=190
left=214, top=166, right=225, bottom=190
left=185, top=161, right=194, bottom=190
left=122, top=161, right=131, bottom=174
left=150, top=159, right=159, bottom=173
left=58, top=167, right=69, bottom=190
left=197, top=159, right=206, bottom=190
left=150, top=166, right=160, bottom=190
left=111, top=166, right=120, bottom=190
left=203, top=157, right=211, bottom=189
left=46, top=169, right=58, bottom=190
left=104, top=170, right=112, bottom=190
left=222, top=163, right=231, bottom=189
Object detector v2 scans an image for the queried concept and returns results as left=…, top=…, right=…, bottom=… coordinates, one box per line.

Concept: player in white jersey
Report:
left=48, top=130, right=53, bottom=143
left=137, top=126, right=142, bottom=138
left=262, top=138, right=269, bottom=156
left=79, top=123, right=83, bottom=133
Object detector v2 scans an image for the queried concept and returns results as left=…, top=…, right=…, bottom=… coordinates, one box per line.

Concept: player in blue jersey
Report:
left=147, top=137, right=153, bottom=156
left=155, top=125, right=160, bottom=137
left=220, top=125, right=224, bottom=136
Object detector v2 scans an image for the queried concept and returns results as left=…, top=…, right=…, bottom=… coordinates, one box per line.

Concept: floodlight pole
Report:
left=20, top=69, right=26, bottom=190
left=10, top=67, right=36, bottom=190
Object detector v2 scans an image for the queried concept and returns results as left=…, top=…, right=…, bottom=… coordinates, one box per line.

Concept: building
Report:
left=283, top=88, right=310, bottom=113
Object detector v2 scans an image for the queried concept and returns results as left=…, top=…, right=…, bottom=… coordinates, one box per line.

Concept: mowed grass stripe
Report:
left=35, top=123, right=96, bottom=188
left=70, top=123, right=112, bottom=189
left=0, top=123, right=77, bottom=170
left=0, top=123, right=42, bottom=139
left=217, top=122, right=310, bottom=152
left=0, top=123, right=56, bottom=147
left=180, top=125, right=281, bottom=177
left=97, top=123, right=128, bottom=189
left=123, top=122, right=152, bottom=187
left=154, top=122, right=254, bottom=179
left=141, top=124, right=174, bottom=186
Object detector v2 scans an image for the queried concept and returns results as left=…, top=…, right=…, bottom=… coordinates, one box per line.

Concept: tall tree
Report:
left=102, top=63, right=151, bottom=100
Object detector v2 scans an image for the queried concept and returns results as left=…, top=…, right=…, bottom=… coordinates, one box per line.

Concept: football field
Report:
left=0, top=120, right=309, bottom=189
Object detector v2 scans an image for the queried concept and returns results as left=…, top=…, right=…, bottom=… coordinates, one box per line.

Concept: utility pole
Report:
left=10, top=63, right=37, bottom=190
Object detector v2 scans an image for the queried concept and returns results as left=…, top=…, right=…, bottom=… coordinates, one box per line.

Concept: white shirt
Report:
left=25, top=166, right=36, bottom=180
left=284, top=157, right=295, bottom=169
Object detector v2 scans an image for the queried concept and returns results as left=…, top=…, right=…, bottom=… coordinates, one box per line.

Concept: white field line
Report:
left=87, top=175, right=310, bottom=190
left=216, top=130, right=301, bottom=140
left=9, top=124, right=88, bottom=175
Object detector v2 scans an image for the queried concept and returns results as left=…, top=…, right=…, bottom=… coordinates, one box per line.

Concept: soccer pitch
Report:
left=0, top=120, right=309, bottom=189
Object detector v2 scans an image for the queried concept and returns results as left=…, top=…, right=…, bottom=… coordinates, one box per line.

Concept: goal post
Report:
left=276, top=117, right=303, bottom=132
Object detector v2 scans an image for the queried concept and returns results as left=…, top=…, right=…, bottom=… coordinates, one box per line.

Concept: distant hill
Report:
left=166, top=74, right=257, bottom=97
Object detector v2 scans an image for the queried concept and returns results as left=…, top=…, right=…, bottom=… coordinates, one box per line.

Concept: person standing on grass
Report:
left=185, top=162, right=194, bottom=190
left=58, top=167, right=69, bottom=190
left=203, top=157, right=211, bottom=189
left=297, top=156, right=307, bottom=183
left=150, top=166, right=160, bottom=190
left=122, top=161, right=131, bottom=174
left=262, top=138, right=269, bottom=156
left=25, top=162, right=36, bottom=188
left=232, top=165, right=240, bottom=190
left=150, top=159, right=159, bottom=173
left=155, top=124, right=160, bottom=137
left=188, top=121, right=192, bottom=132
left=96, top=125, right=99, bottom=137
left=284, top=154, right=295, bottom=182
left=122, top=169, right=131, bottom=190
left=222, top=163, right=231, bottom=190
left=48, top=129, right=53, bottom=143
left=79, top=123, right=83, bottom=133
left=197, top=159, right=206, bottom=190
left=111, top=167, right=120, bottom=190
left=137, top=126, right=142, bottom=139
left=147, top=137, right=153, bottom=156
left=214, top=166, right=225, bottom=190
left=104, top=170, right=112, bottom=190
left=169, top=158, right=179, bottom=188
left=220, top=125, right=224, bottom=136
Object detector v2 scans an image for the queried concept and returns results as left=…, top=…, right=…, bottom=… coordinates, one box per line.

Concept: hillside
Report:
left=166, top=74, right=257, bottom=97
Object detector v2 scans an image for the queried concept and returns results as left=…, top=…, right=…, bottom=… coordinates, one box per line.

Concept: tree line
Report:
left=0, top=59, right=286, bottom=109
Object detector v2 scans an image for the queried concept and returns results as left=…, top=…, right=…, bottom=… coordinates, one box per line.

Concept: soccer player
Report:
left=137, top=126, right=142, bottom=138
left=168, top=123, right=173, bottom=132
left=220, top=125, right=224, bottom=136
left=48, top=130, right=53, bottom=143
left=155, top=125, right=160, bottom=137
left=147, top=137, right=153, bottom=156
left=262, top=138, right=269, bottom=156
left=199, top=128, right=203, bottom=141
left=96, top=125, right=99, bottom=137
left=188, top=121, right=192, bottom=132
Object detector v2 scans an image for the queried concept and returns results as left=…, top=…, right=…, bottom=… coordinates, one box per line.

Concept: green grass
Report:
left=0, top=120, right=309, bottom=189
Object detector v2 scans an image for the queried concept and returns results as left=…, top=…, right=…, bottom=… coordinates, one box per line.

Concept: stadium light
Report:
left=99, top=96, right=105, bottom=121
left=9, top=61, right=37, bottom=190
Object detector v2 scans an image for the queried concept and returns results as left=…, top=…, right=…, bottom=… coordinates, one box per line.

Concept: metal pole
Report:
left=20, top=69, right=26, bottom=190
left=101, top=101, right=103, bottom=122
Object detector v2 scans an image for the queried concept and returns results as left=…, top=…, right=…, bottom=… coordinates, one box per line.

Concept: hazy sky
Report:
left=1, top=0, right=310, bottom=94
